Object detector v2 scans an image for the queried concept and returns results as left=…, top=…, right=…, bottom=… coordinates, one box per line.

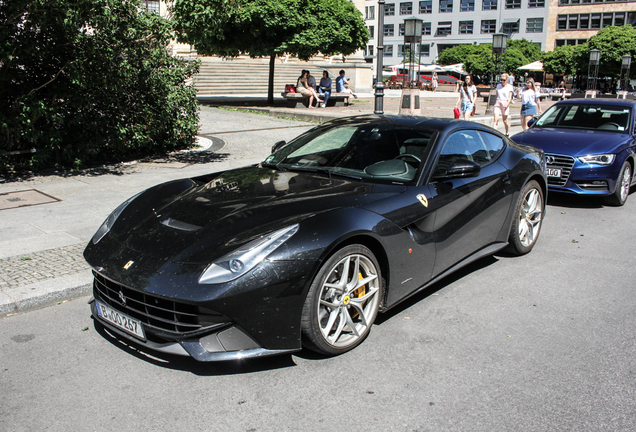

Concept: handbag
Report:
left=284, top=84, right=295, bottom=93
left=471, top=104, right=476, bottom=116
left=453, top=107, right=460, bottom=119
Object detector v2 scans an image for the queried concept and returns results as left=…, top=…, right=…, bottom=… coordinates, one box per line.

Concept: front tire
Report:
left=301, top=245, right=383, bottom=355
left=506, top=180, right=544, bottom=256
left=604, top=162, right=632, bottom=207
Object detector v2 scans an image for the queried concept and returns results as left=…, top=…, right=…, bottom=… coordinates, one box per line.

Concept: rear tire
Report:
left=506, top=180, right=544, bottom=256
left=604, top=162, right=632, bottom=207
left=301, top=245, right=383, bottom=356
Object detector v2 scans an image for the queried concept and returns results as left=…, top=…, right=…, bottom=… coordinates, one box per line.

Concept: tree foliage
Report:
left=0, top=0, right=199, bottom=173
left=437, top=39, right=541, bottom=82
left=171, top=0, right=369, bottom=103
left=541, top=44, right=587, bottom=76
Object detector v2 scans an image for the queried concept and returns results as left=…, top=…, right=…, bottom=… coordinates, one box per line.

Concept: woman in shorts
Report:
left=493, top=73, right=514, bottom=136
left=520, top=77, right=542, bottom=130
left=456, top=75, right=477, bottom=120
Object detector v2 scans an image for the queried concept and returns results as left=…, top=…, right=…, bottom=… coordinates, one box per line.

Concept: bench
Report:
left=280, top=91, right=352, bottom=108
left=551, top=91, right=571, bottom=101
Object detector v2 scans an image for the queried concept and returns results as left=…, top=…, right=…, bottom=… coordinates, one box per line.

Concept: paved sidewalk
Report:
left=0, top=90, right=542, bottom=316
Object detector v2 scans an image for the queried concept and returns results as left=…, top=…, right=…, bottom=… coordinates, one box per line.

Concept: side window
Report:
left=435, top=130, right=492, bottom=174
left=478, top=131, right=505, bottom=161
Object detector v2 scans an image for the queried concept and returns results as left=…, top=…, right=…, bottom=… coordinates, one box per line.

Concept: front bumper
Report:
left=90, top=298, right=298, bottom=361
left=546, top=155, right=621, bottom=196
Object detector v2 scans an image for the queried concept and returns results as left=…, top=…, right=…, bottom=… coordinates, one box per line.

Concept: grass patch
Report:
left=215, top=106, right=269, bottom=116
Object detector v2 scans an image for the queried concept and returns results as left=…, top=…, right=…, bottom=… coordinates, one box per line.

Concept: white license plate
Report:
left=95, top=300, right=145, bottom=340
left=546, top=168, right=562, bottom=178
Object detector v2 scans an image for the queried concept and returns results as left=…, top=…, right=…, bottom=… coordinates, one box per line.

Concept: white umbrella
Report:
left=518, top=61, right=543, bottom=71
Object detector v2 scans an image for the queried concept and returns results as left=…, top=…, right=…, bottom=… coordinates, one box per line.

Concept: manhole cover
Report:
left=0, top=190, right=61, bottom=211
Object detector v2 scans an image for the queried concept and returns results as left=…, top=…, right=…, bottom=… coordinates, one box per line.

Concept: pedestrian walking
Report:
left=456, top=75, right=477, bottom=120
left=520, top=77, right=542, bottom=130
left=493, top=73, right=514, bottom=136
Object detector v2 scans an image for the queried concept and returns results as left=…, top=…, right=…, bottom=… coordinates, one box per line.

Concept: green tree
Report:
left=541, top=44, right=587, bottom=76
left=171, top=0, right=369, bottom=104
left=588, top=25, right=636, bottom=80
left=1, top=0, right=199, bottom=173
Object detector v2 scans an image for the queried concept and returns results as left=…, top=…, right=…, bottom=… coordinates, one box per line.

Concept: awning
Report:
left=518, top=61, right=544, bottom=71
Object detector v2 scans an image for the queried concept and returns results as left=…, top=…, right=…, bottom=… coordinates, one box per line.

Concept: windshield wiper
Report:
left=261, top=162, right=287, bottom=172
left=287, top=166, right=362, bottom=180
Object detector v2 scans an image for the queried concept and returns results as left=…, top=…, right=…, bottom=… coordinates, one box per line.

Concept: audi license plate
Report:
left=546, top=168, right=562, bottom=178
left=95, top=300, right=145, bottom=340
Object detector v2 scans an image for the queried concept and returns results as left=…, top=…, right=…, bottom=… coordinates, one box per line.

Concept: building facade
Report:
left=365, top=0, right=549, bottom=66
left=546, top=0, right=636, bottom=50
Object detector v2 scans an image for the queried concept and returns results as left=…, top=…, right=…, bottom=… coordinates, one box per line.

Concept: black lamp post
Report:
left=403, top=17, right=423, bottom=88
left=621, top=54, right=631, bottom=92
left=491, top=33, right=507, bottom=86
left=587, top=49, right=600, bottom=91
left=374, top=0, right=385, bottom=114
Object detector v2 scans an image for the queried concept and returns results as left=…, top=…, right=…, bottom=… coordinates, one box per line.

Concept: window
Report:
left=400, top=2, right=413, bottom=14
left=440, top=0, right=453, bottom=12
left=579, top=14, right=589, bottom=29
left=591, top=13, right=601, bottom=28
left=384, top=24, right=395, bottom=36
left=368, top=26, right=375, bottom=38
left=568, top=14, right=578, bottom=29
left=557, top=15, right=567, bottom=30
left=502, top=21, right=519, bottom=34
left=385, top=3, right=395, bottom=15
left=483, top=0, right=497, bottom=10
left=399, top=23, right=405, bottom=36
left=460, top=0, right=474, bottom=11
left=526, top=18, right=543, bottom=32
left=602, top=13, right=613, bottom=28
left=144, top=0, right=160, bottom=13
left=459, top=21, right=474, bottom=34
left=528, top=0, right=544, bottom=7
left=436, top=130, right=501, bottom=175
left=481, top=20, right=497, bottom=33
left=367, top=45, right=374, bottom=56
left=421, top=44, right=431, bottom=56
left=615, top=12, right=625, bottom=26
left=422, top=22, right=432, bottom=35
left=398, top=44, right=407, bottom=56
left=437, top=21, right=452, bottom=35
left=506, top=0, right=521, bottom=8
left=365, top=6, right=375, bottom=20
left=420, top=0, right=433, bottom=13
left=384, top=45, right=394, bottom=56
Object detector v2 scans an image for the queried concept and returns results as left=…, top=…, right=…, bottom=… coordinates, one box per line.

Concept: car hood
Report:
left=108, top=166, right=403, bottom=264
left=511, top=128, right=632, bottom=156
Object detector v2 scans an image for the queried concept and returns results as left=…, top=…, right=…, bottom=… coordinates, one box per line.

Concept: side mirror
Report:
left=271, top=140, right=287, bottom=154
left=527, top=117, right=536, bottom=128
left=433, top=159, right=481, bottom=180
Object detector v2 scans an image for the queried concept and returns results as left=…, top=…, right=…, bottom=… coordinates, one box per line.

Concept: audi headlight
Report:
left=199, top=224, right=299, bottom=284
left=578, top=154, right=615, bottom=165
left=91, top=192, right=142, bottom=244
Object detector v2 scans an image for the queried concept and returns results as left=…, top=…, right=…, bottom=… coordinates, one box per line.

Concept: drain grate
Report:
left=0, top=189, right=61, bottom=211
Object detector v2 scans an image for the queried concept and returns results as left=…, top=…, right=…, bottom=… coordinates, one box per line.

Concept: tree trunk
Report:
left=268, top=54, right=275, bottom=105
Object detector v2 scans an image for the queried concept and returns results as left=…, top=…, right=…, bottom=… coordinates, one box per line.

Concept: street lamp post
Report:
left=403, top=17, right=423, bottom=88
left=587, top=49, right=600, bottom=92
left=621, top=54, right=631, bottom=92
left=374, top=0, right=385, bottom=115
left=486, top=33, right=507, bottom=115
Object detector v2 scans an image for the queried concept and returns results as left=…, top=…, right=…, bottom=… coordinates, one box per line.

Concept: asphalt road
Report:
left=2, top=193, right=636, bottom=431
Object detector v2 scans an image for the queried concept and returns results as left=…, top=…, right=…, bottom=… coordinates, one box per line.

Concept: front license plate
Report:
left=95, top=300, right=145, bottom=340
left=546, top=168, right=562, bottom=178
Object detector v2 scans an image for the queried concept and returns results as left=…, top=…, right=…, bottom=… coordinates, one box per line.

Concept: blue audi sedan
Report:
left=511, top=99, right=636, bottom=206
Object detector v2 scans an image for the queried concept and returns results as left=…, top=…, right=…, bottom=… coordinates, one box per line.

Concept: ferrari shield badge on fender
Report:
left=417, top=194, right=429, bottom=207
left=123, top=260, right=134, bottom=270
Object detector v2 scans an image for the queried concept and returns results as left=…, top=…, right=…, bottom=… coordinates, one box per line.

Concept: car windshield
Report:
left=535, top=103, right=632, bottom=133
left=264, top=120, right=436, bottom=185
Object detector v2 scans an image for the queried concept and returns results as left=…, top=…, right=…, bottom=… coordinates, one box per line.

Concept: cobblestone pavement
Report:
left=0, top=244, right=90, bottom=290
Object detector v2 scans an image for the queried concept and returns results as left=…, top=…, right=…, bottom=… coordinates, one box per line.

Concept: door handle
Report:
left=503, top=175, right=512, bottom=185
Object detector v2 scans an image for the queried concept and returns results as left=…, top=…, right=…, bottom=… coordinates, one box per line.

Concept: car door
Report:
left=426, top=129, right=512, bottom=277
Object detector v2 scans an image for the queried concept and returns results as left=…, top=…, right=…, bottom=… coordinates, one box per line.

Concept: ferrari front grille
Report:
left=546, top=153, right=575, bottom=186
left=92, top=271, right=227, bottom=335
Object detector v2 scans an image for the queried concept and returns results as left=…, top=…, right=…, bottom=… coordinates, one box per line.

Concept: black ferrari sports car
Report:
left=85, top=115, right=547, bottom=361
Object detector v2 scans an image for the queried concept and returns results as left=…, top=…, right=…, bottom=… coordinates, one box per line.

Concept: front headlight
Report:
left=91, top=192, right=142, bottom=244
left=199, top=224, right=299, bottom=285
left=578, top=154, right=615, bottom=165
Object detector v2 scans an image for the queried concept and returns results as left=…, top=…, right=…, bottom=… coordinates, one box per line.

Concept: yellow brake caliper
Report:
left=352, top=273, right=367, bottom=319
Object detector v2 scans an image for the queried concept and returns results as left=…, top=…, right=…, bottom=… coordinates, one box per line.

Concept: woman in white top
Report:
left=493, top=73, right=514, bottom=136
left=520, top=77, right=543, bottom=130
left=455, top=75, right=477, bottom=120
